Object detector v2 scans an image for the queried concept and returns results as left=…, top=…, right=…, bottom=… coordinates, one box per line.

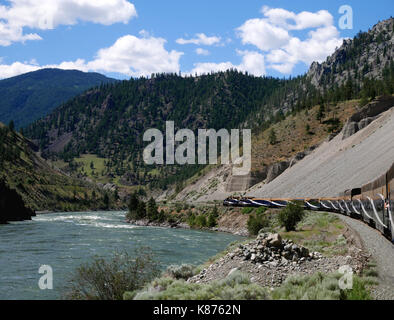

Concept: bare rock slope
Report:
left=249, top=100, right=394, bottom=198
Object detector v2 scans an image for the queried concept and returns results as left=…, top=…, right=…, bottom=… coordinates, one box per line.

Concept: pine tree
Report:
left=269, top=128, right=277, bottom=145
left=8, top=120, right=14, bottom=132
left=316, top=104, right=325, bottom=123
left=146, top=197, right=158, bottom=221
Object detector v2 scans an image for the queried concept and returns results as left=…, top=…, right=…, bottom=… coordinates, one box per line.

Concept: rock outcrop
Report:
left=307, top=18, right=394, bottom=89
left=0, top=180, right=35, bottom=224
left=266, top=161, right=290, bottom=183
left=342, top=96, right=394, bottom=139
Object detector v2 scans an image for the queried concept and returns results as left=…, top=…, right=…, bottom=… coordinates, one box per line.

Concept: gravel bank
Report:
left=189, top=231, right=368, bottom=289
left=336, top=214, right=394, bottom=300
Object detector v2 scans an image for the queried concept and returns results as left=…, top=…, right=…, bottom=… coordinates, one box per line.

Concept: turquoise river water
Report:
left=0, top=211, right=242, bottom=300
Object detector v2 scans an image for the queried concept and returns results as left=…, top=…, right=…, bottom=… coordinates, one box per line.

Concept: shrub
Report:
left=255, top=207, right=267, bottom=215
left=242, top=207, right=254, bottom=215
left=247, top=212, right=269, bottom=236
left=272, top=272, right=343, bottom=300
left=129, top=271, right=270, bottom=300
left=272, top=272, right=374, bottom=300
left=195, top=214, right=207, bottom=228
left=341, top=276, right=373, bottom=300
left=165, top=264, right=195, bottom=280
left=207, top=213, right=217, bottom=228
left=64, top=248, right=160, bottom=300
left=278, top=202, right=305, bottom=232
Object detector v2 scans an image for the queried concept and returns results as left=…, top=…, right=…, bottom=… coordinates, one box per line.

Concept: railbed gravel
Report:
left=336, top=214, right=394, bottom=300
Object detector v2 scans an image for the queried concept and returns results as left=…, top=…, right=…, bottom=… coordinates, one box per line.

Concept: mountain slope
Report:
left=24, top=71, right=285, bottom=189
left=0, top=68, right=117, bottom=128
left=249, top=96, right=394, bottom=198
left=172, top=18, right=394, bottom=201
left=0, top=122, right=120, bottom=211
left=24, top=18, right=394, bottom=198
left=308, top=18, right=394, bottom=90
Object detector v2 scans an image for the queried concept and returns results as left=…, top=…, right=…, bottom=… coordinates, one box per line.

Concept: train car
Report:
left=361, top=174, right=388, bottom=234
left=249, top=199, right=272, bottom=207
left=223, top=197, right=240, bottom=207
left=305, top=199, right=321, bottom=211
left=269, top=199, right=288, bottom=208
left=387, top=163, right=394, bottom=241
left=223, top=162, right=394, bottom=242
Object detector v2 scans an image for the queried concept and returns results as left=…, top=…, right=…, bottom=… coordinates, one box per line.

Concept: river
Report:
left=0, top=211, right=242, bottom=300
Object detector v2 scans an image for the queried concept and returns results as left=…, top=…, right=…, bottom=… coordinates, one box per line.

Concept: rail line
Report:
left=224, top=163, right=394, bottom=242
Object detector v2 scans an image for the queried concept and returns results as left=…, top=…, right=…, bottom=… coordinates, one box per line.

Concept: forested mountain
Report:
left=0, top=122, right=120, bottom=212
left=0, top=68, right=117, bottom=128
left=25, top=71, right=286, bottom=189
left=24, top=18, right=394, bottom=193
left=308, top=18, right=394, bottom=89
left=246, top=18, right=394, bottom=130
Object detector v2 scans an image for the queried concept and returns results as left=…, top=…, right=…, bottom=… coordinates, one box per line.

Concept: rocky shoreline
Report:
left=189, top=232, right=369, bottom=288
left=126, top=219, right=249, bottom=236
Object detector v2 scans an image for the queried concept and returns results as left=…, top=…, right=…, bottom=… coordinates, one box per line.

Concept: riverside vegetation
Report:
left=62, top=203, right=370, bottom=300
left=65, top=205, right=378, bottom=300
left=126, top=193, right=220, bottom=229
left=0, top=121, right=123, bottom=213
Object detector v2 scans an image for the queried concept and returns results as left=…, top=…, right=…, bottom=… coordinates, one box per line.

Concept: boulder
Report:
left=266, top=233, right=282, bottom=248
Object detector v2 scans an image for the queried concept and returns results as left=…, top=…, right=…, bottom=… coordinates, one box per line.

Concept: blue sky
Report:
left=0, top=0, right=393, bottom=80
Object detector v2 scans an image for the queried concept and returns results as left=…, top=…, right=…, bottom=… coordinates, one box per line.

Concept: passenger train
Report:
left=224, top=162, right=394, bottom=242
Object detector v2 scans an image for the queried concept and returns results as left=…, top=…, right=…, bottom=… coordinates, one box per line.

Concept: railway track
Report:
left=224, top=162, right=394, bottom=243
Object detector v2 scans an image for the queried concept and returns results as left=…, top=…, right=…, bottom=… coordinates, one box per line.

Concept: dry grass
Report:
left=251, top=100, right=359, bottom=175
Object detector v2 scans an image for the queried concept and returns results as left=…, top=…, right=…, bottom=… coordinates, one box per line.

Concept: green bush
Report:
left=195, top=214, right=207, bottom=228
left=272, top=272, right=374, bottom=300
left=64, top=248, right=160, bottom=300
left=278, top=202, right=305, bottom=232
left=129, top=271, right=270, bottom=300
left=242, top=207, right=254, bottom=215
left=165, top=264, right=195, bottom=280
left=255, top=207, right=267, bottom=215
left=247, top=212, right=269, bottom=236
left=207, top=213, right=217, bottom=228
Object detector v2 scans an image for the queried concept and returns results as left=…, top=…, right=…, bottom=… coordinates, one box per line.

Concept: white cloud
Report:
left=0, top=61, right=40, bottom=79
left=188, top=50, right=265, bottom=77
left=0, top=34, right=184, bottom=79
left=195, top=48, right=210, bottom=56
left=86, top=35, right=183, bottom=77
left=261, top=6, right=333, bottom=30
left=237, top=18, right=290, bottom=51
left=237, top=7, right=343, bottom=74
left=0, top=0, right=137, bottom=46
left=176, top=33, right=221, bottom=46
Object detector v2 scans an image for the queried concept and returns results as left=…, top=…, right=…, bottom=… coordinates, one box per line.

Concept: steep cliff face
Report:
left=0, top=180, right=35, bottom=224
left=307, top=18, right=394, bottom=89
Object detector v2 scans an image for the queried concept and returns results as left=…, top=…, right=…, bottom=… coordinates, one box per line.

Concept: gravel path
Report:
left=336, top=214, right=394, bottom=300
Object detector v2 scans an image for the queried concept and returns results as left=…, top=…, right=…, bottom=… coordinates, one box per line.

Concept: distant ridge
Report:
left=0, top=68, right=117, bottom=128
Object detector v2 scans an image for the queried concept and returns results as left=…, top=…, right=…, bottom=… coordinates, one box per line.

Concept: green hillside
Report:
left=24, top=18, right=394, bottom=194
left=0, top=122, right=121, bottom=212
left=0, top=68, right=117, bottom=129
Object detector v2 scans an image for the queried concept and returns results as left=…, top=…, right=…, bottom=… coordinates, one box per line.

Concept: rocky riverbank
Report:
left=189, top=232, right=369, bottom=288
left=127, top=218, right=249, bottom=236
left=126, top=206, right=249, bottom=236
